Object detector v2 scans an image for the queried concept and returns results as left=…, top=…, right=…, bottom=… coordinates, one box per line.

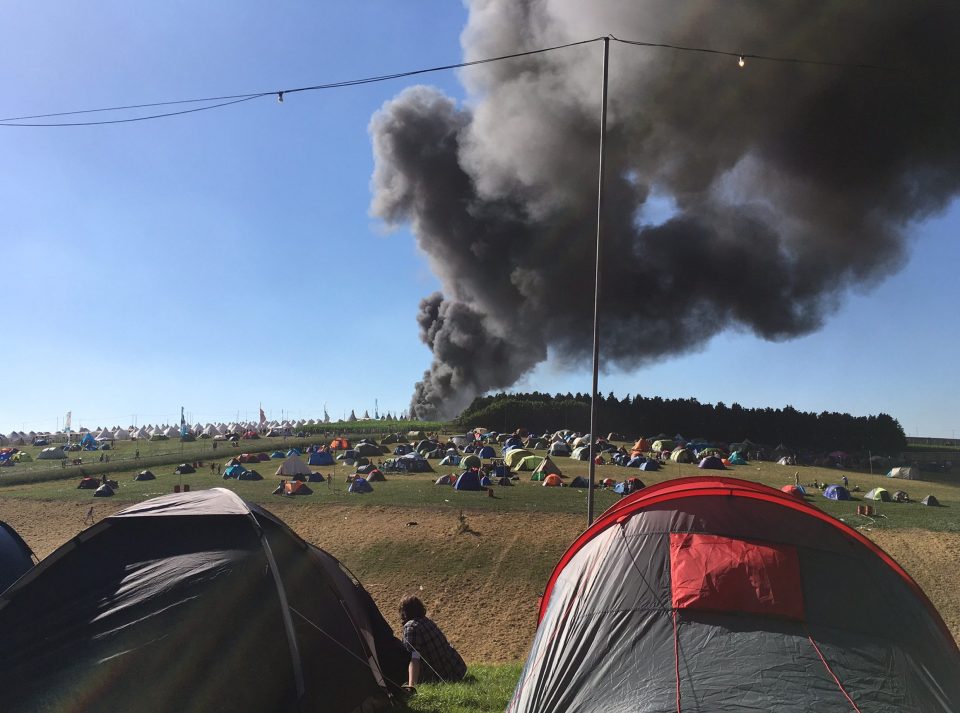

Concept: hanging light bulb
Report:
left=738, top=55, right=745, bottom=68
left=277, top=91, right=284, bottom=103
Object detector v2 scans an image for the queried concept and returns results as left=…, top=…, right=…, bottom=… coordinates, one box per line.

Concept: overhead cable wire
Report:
left=610, top=35, right=896, bottom=71
left=0, top=37, right=602, bottom=127
left=0, top=34, right=895, bottom=128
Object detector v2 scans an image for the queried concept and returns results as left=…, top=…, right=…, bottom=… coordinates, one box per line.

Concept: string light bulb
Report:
left=738, top=55, right=745, bottom=68
left=277, top=91, right=284, bottom=103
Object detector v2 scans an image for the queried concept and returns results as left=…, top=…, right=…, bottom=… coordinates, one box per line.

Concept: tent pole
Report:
left=587, top=36, right=610, bottom=526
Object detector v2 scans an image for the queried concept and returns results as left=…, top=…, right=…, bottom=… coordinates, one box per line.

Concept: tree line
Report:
left=455, top=392, right=907, bottom=453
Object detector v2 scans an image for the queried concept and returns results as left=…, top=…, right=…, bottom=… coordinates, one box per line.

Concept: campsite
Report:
left=0, top=428, right=958, bottom=712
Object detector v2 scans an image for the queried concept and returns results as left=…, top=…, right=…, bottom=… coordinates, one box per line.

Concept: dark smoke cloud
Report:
left=370, top=1, right=960, bottom=419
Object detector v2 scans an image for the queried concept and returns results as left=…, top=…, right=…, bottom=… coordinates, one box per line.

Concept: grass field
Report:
left=1, top=438, right=958, bottom=712
left=1, top=440, right=956, bottom=530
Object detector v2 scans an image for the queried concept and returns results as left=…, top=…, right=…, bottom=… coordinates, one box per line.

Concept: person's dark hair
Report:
left=399, top=595, right=426, bottom=622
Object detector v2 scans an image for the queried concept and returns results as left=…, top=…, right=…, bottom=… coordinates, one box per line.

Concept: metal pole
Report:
left=587, top=36, right=610, bottom=526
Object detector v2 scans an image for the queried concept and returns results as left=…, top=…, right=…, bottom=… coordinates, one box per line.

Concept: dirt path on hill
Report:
left=1, top=497, right=957, bottom=663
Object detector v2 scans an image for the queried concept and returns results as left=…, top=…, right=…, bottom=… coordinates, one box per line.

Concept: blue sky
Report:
left=1, top=3, right=957, bottom=437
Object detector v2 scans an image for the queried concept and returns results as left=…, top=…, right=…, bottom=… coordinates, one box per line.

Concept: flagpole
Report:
left=587, top=36, right=610, bottom=526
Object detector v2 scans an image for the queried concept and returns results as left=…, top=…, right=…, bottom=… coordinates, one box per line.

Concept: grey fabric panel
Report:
left=111, top=486, right=250, bottom=517
left=511, top=609, right=677, bottom=712
left=676, top=613, right=904, bottom=712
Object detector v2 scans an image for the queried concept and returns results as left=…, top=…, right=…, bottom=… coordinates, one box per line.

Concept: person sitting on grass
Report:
left=399, top=595, right=466, bottom=692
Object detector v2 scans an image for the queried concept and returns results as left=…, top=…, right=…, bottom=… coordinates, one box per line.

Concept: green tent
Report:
left=670, top=448, right=694, bottom=463
left=531, top=472, right=546, bottom=481
left=461, top=454, right=481, bottom=470
left=865, top=487, right=891, bottom=502
left=651, top=439, right=674, bottom=452
left=516, top=455, right=545, bottom=472
left=504, top=449, right=534, bottom=470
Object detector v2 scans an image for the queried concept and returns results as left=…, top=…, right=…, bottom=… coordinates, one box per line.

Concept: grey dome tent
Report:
left=509, top=477, right=960, bottom=713
left=0, top=488, right=406, bottom=712
left=0, top=521, right=33, bottom=593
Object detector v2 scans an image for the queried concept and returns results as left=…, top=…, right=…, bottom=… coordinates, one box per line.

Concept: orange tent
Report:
left=274, top=480, right=313, bottom=496
left=543, top=474, right=563, bottom=487
left=330, top=437, right=350, bottom=450
left=630, top=438, right=650, bottom=457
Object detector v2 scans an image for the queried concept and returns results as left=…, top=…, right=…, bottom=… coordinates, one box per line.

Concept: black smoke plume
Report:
left=370, top=1, right=960, bottom=420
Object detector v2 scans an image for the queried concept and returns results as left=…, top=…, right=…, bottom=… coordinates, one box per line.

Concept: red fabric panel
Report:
left=670, top=533, right=805, bottom=620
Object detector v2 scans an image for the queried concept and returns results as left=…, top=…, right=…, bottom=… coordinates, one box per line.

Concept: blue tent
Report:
left=626, top=456, right=645, bottom=468
left=270, top=451, right=286, bottom=459
left=698, top=456, right=725, bottom=470
left=223, top=464, right=247, bottom=479
left=728, top=453, right=748, bottom=465
left=237, top=469, right=263, bottom=481
left=504, top=436, right=523, bottom=450
left=638, top=460, right=660, bottom=471
left=307, top=473, right=325, bottom=483
left=477, top=445, right=496, bottom=459
left=393, top=444, right=413, bottom=455
left=286, top=449, right=302, bottom=458
left=439, top=455, right=461, bottom=466
left=454, top=469, right=483, bottom=491
left=308, top=452, right=334, bottom=466
left=480, top=475, right=492, bottom=487
left=570, top=476, right=590, bottom=488
left=348, top=477, right=373, bottom=494
left=0, top=521, right=33, bottom=593
left=823, top=484, right=852, bottom=501
left=80, top=433, right=96, bottom=448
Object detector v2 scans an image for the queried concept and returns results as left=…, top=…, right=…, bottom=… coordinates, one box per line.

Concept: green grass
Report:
left=401, top=664, right=522, bottom=713
left=2, top=442, right=959, bottom=530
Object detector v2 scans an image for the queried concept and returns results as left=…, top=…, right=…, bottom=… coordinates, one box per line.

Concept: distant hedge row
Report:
left=455, top=392, right=907, bottom=453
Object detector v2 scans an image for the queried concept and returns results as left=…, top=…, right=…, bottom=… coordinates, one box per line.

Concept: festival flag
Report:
left=259, top=404, right=266, bottom=426
left=180, top=407, right=189, bottom=437
left=65, top=411, right=72, bottom=432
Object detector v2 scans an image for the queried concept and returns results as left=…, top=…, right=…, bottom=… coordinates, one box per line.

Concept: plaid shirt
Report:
left=402, top=617, right=467, bottom=683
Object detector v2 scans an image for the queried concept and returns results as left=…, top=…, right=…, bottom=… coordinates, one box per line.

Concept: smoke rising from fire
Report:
left=370, top=1, right=960, bottom=419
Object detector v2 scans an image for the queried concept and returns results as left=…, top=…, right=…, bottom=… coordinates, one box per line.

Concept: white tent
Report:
left=887, top=466, right=919, bottom=480
left=133, top=427, right=150, bottom=440
left=163, top=426, right=179, bottom=438
left=37, top=446, right=65, bottom=460
left=203, top=424, right=218, bottom=437
left=113, top=429, right=130, bottom=441
left=95, top=429, right=113, bottom=441
left=275, top=456, right=312, bottom=477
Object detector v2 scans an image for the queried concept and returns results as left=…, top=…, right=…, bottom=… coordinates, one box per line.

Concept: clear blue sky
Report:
left=2, top=3, right=957, bottom=437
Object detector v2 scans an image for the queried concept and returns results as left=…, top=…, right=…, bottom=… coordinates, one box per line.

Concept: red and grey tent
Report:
left=508, top=477, right=960, bottom=712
